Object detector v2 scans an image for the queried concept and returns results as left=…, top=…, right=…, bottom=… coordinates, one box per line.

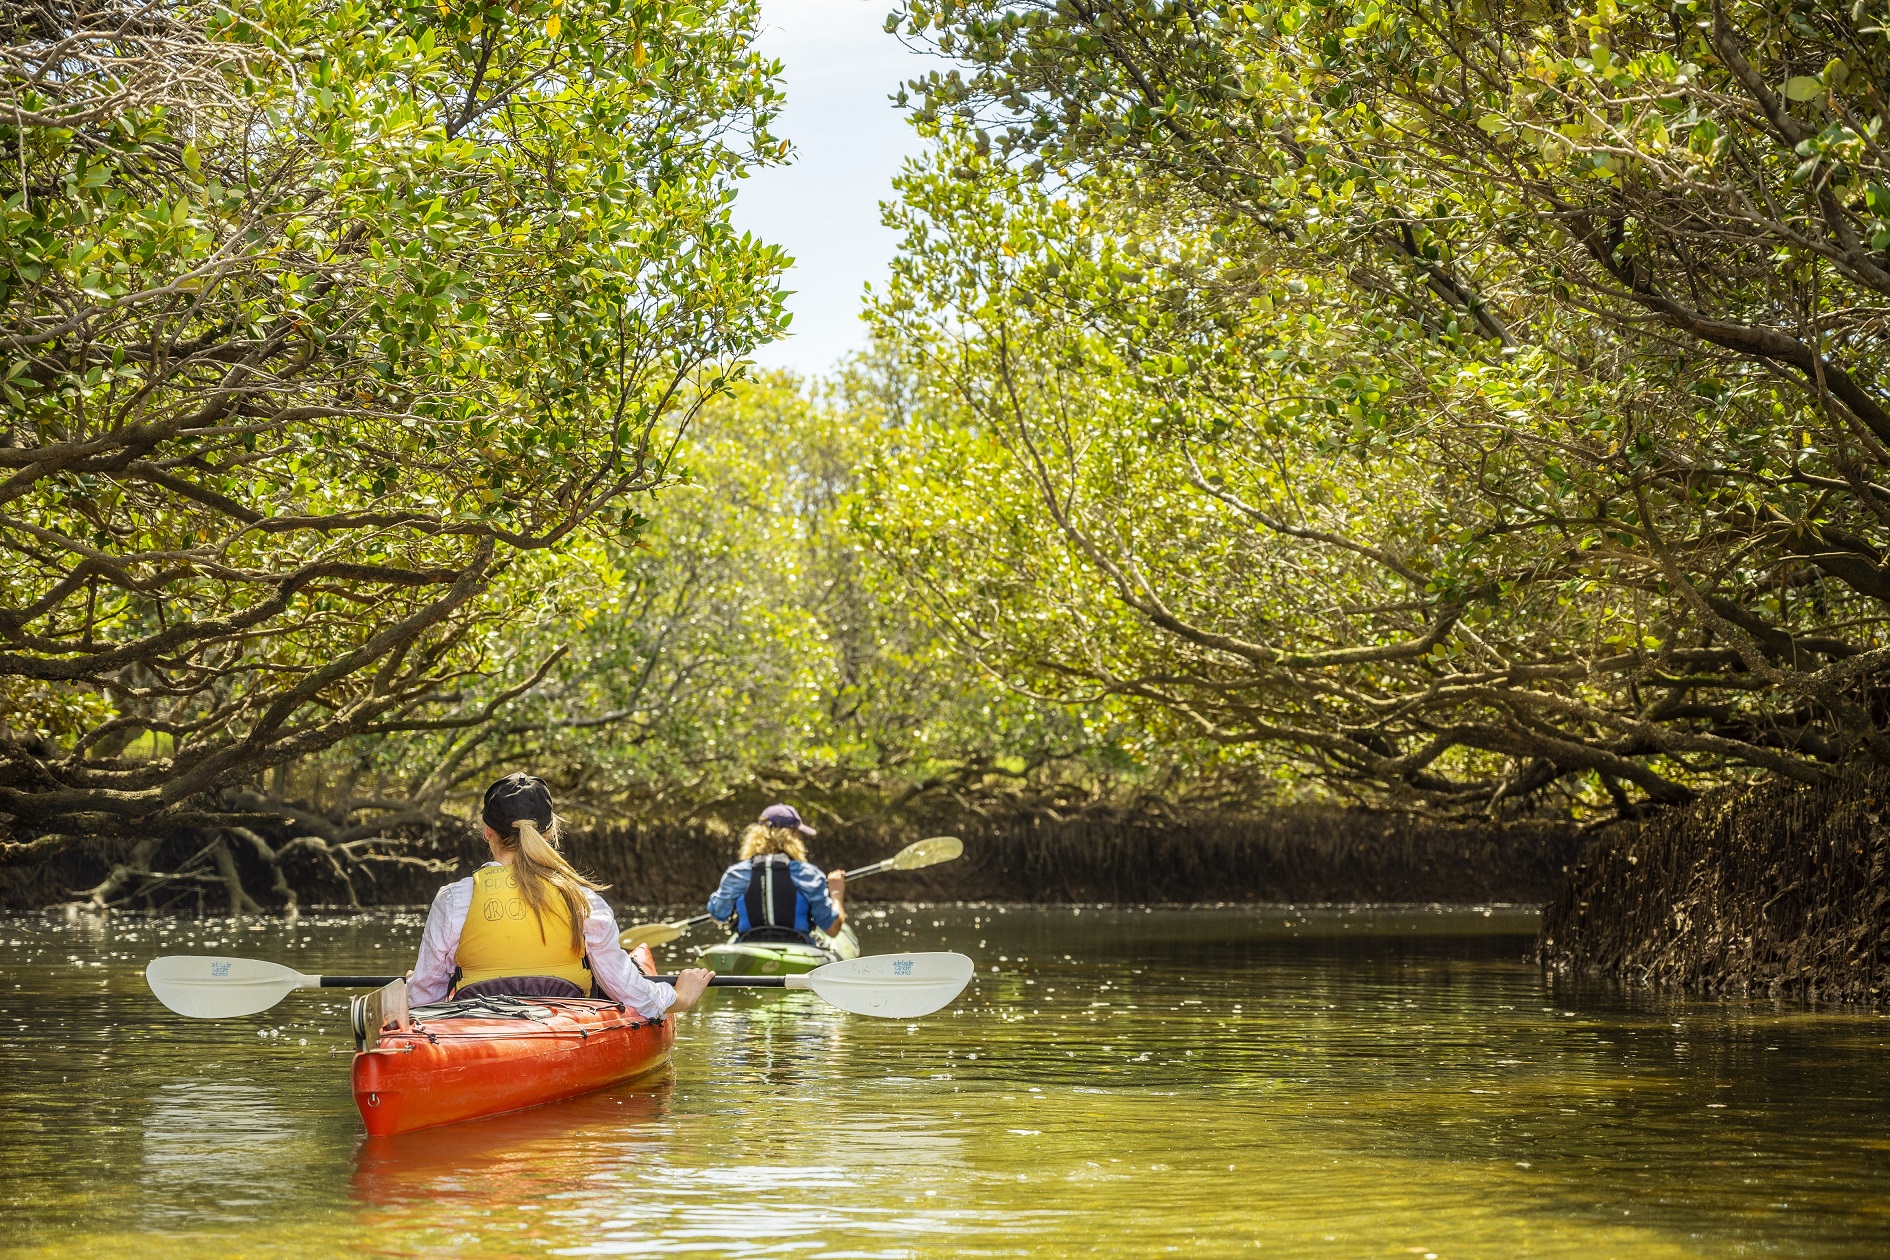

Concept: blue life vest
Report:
left=736, top=854, right=811, bottom=940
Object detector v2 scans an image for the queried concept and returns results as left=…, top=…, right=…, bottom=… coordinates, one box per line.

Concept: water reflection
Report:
left=351, top=1082, right=673, bottom=1208
left=142, top=1080, right=315, bottom=1220
left=2, top=906, right=1888, bottom=1258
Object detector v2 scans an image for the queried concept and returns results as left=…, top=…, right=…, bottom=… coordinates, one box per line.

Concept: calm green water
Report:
left=1, top=905, right=1887, bottom=1257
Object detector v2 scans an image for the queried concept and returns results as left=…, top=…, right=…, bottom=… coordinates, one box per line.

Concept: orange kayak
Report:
left=351, top=947, right=674, bottom=1137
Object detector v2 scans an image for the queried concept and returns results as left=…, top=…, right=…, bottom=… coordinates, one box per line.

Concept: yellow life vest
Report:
left=453, top=864, right=592, bottom=993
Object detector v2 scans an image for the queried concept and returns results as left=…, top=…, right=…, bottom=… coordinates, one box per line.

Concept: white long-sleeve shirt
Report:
left=409, top=866, right=676, bottom=1019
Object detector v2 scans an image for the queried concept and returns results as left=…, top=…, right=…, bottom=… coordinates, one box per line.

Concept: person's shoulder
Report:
left=433, top=875, right=473, bottom=899
left=426, top=875, right=473, bottom=914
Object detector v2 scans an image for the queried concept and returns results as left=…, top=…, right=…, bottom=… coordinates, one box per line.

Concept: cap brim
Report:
left=798, top=823, right=818, bottom=837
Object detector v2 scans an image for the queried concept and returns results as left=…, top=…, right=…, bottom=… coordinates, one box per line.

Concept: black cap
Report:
left=483, top=773, right=554, bottom=833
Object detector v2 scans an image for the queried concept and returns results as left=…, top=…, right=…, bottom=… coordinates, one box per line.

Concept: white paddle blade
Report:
left=620, top=921, right=688, bottom=950
left=145, top=955, right=311, bottom=1019
left=890, top=835, right=963, bottom=871
left=800, top=951, right=975, bottom=1019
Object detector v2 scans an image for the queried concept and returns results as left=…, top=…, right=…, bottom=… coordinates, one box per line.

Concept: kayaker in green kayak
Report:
left=409, top=773, right=715, bottom=1017
left=705, top=804, right=849, bottom=950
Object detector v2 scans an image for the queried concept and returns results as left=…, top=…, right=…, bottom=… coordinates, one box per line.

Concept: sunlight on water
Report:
left=2, top=906, right=1887, bottom=1257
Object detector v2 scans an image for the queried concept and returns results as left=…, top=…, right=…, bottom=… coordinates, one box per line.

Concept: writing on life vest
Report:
left=455, top=864, right=591, bottom=993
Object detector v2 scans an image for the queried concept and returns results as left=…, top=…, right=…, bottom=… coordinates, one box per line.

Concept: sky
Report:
left=730, top=0, right=941, bottom=380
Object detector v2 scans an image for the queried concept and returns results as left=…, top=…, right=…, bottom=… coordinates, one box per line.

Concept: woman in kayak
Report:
left=409, top=772, right=714, bottom=1019
left=706, top=803, right=846, bottom=943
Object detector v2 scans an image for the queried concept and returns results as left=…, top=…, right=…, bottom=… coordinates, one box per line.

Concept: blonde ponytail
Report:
left=500, top=815, right=604, bottom=952
left=738, top=822, right=807, bottom=862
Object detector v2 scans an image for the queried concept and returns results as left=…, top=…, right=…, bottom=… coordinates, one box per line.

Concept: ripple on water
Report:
left=0, top=905, right=1887, bottom=1258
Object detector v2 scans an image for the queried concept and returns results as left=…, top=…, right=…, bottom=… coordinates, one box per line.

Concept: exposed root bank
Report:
left=1540, top=769, right=1890, bottom=1003
left=1, top=804, right=1581, bottom=911
left=568, top=807, right=1583, bottom=908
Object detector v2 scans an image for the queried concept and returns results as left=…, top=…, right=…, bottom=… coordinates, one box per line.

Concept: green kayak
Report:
left=696, top=925, right=860, bottom=976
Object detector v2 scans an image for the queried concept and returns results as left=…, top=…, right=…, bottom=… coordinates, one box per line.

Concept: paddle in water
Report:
left=619, top=834, right=965, bottom=950
left=144, top=951, right=975, bottom=1020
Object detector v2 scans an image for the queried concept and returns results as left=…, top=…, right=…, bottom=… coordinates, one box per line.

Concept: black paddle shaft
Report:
left=322, top=975, right=400, bottom=987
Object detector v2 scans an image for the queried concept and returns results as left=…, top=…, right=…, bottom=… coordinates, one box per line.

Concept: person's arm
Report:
left=409, top=880, right=470, bottom=1004
left=791, top=861, right=844, bottom=933
left=705, top=862, right=749, bottom=924
left=583, top=892, right=714, bottom=1017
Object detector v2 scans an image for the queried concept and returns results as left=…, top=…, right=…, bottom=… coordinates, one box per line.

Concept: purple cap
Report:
left=759, top=803, right=817, bottom=837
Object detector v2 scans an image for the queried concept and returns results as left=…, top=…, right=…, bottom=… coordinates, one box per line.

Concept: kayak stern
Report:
left=352, top=1002, right=674, bottom=1137
left=697, top=925, right=861, bottom=976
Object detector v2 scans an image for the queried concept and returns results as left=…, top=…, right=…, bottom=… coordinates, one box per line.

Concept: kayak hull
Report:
left=698, top=925, right=860, bottom=976
left=350, top=943, right=673, bottom=1137
left=351, top=999, right=673, bottom=1137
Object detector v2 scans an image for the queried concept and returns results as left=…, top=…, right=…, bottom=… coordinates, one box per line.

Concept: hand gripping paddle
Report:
left=619, top=834, right=965, bottom=950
